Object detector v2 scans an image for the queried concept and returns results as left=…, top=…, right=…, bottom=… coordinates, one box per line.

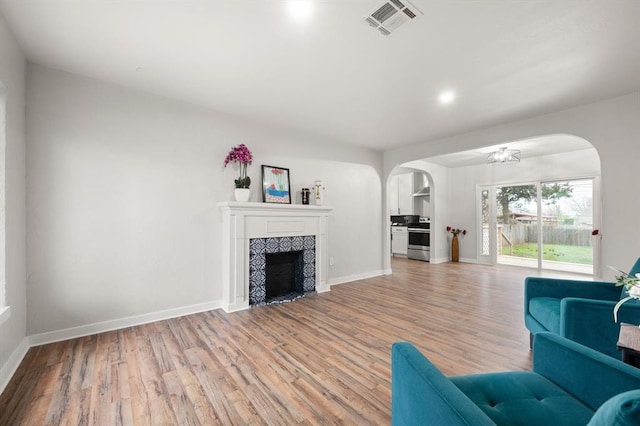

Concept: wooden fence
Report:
left=499, top=224, right=593, bottom=247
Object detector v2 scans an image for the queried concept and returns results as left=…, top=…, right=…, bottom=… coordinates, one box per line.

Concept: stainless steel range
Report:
left=407, top=217, right=430, bottom=262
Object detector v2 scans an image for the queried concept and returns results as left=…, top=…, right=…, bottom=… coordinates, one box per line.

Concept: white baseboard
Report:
left=28, top=300, right=223, bottom=347
left=0, top=337, right=29, bottom=395
left=383, top=268, right=393, bottom=275
left=329, top=269, right=384, bottom=286
left=221, top=300, right=249, bottom=313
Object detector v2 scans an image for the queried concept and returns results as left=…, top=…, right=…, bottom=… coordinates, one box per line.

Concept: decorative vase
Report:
left=301, top=188, right=310, bottom=205
left=451, top=234, right=459, bottom=262
left=313, top=180, right=324, bottom=206
left=234, top=188, right=250, bottom=202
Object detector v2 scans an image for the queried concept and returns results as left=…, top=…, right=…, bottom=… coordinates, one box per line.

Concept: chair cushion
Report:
left=588, top=390, right=640, bottom=425
left=451, top=371, right=594, bottom=426
left=529, top=297, right=561, bottom=333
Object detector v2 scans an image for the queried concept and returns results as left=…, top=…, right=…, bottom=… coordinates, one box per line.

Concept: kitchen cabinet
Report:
left=389, top=173, right=413, bottom=215
left=391, top=226, right=408, bottom=255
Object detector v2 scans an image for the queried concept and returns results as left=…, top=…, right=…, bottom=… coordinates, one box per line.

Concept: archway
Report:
left=383, top=134, right=601, bottom=276
left=384, top=165, right=436, bottom=270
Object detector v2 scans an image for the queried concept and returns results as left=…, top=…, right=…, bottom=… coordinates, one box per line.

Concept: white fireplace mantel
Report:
left=218, top=201, right=333, bottom=312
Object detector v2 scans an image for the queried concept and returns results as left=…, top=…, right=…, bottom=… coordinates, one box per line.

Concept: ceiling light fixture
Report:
left=487, top=147, right=521, bottom=164
left=438, top=90, right=456, bottom=104
left=286, top=0, right=313, bottom=21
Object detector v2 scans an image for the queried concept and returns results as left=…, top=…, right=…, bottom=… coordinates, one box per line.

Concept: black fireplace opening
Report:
left=265, top=250, right=304, bottom=302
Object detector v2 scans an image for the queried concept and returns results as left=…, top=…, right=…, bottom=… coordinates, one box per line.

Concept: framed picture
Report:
left=261, top=165, right=291, bottom=204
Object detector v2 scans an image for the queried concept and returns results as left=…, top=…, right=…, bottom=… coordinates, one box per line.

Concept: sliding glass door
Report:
left=495, top=183, right=539, bottom=268
left=540, top=179, right=594, bottom=274
left=479, top=178, right=594, bottom=274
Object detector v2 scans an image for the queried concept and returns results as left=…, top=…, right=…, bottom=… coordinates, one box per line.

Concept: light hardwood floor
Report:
left=1, top=259, right=541, bottom=425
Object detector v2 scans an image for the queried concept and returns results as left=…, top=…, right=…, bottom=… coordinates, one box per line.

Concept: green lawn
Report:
left=509, top=243, right=593, bottom=265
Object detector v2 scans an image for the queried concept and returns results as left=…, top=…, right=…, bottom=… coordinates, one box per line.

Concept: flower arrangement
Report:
left=446, top=226, right=467, bottom=236
left=224, top=144, right=253, bottom=188
left=611, top=266, right=640, bottom=323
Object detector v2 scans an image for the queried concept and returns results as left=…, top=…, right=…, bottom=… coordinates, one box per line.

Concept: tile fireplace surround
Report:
left=218, top=201, right=332, bottom=312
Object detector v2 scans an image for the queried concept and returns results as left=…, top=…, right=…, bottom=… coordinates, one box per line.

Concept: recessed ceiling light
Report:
left=438, top=90, right=456, bottom=104
left=286, top=0, right=313, bottom=21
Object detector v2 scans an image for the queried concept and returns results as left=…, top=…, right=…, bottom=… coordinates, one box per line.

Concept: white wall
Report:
left=0, top=14, right=27, bottom=389
left=383, top=93, right=640, bottom=277
left=26, top=65, right=383, bottom=336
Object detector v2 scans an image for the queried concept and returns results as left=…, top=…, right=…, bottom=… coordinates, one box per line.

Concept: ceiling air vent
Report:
left=364, top=0, right=422, bottom=36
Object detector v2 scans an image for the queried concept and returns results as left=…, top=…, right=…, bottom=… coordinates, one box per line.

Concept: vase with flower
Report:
left=224, top=144, right=253, bottom=202
left=611, top=266, right=640, bottom=325
left=446, top=226, right=466, bottom=262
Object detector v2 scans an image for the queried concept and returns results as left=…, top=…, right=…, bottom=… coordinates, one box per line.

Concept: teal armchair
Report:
left=391, top=332, right=640, bottom=425
left=524, top=258, right=640, bottom=359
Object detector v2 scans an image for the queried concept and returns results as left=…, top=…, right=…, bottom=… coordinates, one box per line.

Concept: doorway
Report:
left=478, top=178, right=595, bottom=274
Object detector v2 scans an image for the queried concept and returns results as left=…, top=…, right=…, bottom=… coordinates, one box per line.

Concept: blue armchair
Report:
left=391, top=332, right=640, bottom=425
left=524, top=258, right=640, bottom=359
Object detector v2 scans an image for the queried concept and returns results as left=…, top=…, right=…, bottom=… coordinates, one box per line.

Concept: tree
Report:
left=496, top=185, right=536, bottom=224
left=541, top=183, right=574, bottom=206
left=496, top=183, right=573, bottom=224
left=571, top=197, right=593, bottom=218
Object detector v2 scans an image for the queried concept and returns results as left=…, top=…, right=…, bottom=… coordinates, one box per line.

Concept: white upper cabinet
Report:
left=389, top=173, right=414, bottom=215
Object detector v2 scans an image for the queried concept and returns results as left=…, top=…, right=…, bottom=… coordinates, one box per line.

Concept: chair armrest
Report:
left=533, top=332, right=640, bottom=411
left=391, top=342, right=495, bottom=426
left=560, top=298, right=640, bottom=358
left=524, top=277, right=620, bottom=311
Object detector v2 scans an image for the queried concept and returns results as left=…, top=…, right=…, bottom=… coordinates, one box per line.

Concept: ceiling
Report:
left=0, top=0, right=639, bottom=152
left=423, top=134, right=594, bottom=168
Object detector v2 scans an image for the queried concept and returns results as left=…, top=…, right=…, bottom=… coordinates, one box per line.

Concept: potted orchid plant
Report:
left=224, top=144, right=253, bottom=201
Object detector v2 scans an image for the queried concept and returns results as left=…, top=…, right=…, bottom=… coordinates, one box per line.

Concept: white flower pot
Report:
left=234, top=188, right=250, bottom=202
